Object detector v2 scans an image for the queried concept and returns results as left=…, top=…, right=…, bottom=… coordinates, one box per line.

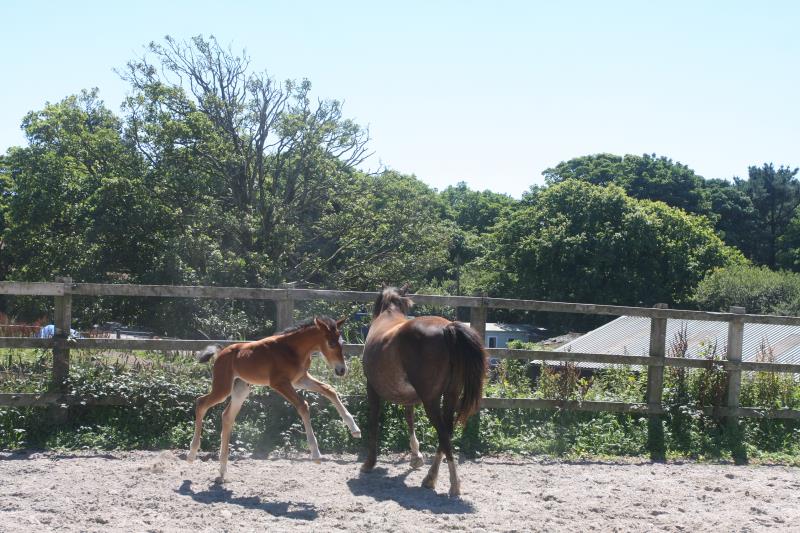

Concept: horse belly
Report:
left=363, top=348, right=420, bottom=405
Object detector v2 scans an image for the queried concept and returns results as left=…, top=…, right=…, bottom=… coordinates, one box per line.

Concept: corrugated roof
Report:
left=485, top=323, right=539, bottom=334
left=554, top=316, right=800, bottom=368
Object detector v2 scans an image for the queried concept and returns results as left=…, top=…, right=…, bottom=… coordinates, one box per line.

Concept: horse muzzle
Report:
left=334, top=364, right=347, bottom=377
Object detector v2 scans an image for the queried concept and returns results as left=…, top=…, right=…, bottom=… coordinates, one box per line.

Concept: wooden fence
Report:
left=2, top=278, right=800, bottom=454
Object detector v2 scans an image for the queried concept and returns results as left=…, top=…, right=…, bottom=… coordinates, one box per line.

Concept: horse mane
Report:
left=277, top=316, right=337, bottom=336
left=372, top=287, right=414, bottom=318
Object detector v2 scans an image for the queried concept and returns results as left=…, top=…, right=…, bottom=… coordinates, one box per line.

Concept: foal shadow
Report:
left=176, top=480, right=318, bottom=521
left=347, top=467, right=475, bottom=514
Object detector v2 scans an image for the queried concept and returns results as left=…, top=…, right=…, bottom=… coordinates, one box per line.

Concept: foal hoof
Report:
left=410, top=455, right=424, bottom=469
left=186, top=451, right=196, bottom=463
left=421, top=474, right=437, bottom=489
left=360, top=461, right=375, bottom=473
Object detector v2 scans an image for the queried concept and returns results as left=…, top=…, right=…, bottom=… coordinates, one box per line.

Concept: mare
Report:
left=361, top=285, right=488, bottom=496
left=187, top=316, right=361, bottom=482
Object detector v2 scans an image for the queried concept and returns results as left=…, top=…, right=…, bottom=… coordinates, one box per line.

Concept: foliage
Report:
left=734, top=163, right=800, bottom=268
left=1, top=347, right=799, bottom=462
left=542, top=153, right=710, bottom=216
left=470, top=180, right=742, bottom=314
left=692, top=264, right=800, bottom=315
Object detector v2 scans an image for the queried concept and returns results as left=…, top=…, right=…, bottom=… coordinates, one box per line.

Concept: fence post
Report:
left=725, top=306, right=747, bottom=464
left=469, top=293, right=487, bottom=342
left=51, top=276, right=73, bottom=423
left=461, top=293, right=488, bottom=455
left=275, top=287, right=295, bottom=332
left=646, top=303, right=668, bottom=460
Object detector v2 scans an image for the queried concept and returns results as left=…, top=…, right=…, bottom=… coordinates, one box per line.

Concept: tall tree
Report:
left=543, top=153, right=710, bottom=216
left=121, top=35, right=370, bottom=284
left=469, top=180, right=743, bottom=309
left=734, top=163, right=800, bottom=268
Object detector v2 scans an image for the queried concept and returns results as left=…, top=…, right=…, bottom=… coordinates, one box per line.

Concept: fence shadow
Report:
left=176, top=479, right=318, bottom=521
left=346, top=467, right=475, bottom=514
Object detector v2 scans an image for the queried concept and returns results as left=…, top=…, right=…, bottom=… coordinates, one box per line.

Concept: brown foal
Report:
left=187, top=316, right=360, bottom=482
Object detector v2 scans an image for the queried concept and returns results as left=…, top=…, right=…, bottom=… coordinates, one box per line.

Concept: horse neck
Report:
left=368, top=307, right=406, bottom=339
left=280, top=327, right=323, bottom=360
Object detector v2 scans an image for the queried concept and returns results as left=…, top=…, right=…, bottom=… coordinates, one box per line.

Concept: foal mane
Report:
left=277, top=316, right=337, bottom=336
left=372, top=286, right=414, bottom=318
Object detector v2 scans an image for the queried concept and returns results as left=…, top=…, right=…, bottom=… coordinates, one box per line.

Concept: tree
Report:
left=471, top=180, right=743, bottom=309
left=120, top=35, right=371, bottom=285
left=301, top=171, right=456, bottom=290
left=693, top=265, right=800, bottom=316
left=734, top=163, right=800, bottom=269
left=702, top=178, right=759, bottom=257
left=543, top=153, right=710, bottom=216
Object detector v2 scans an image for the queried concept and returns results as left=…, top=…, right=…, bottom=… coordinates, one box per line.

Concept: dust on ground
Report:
left=1, top=450, right=799, bottom=532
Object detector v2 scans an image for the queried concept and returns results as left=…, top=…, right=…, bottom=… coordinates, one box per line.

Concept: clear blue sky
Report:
left=1, top=0, right=798, bottom=197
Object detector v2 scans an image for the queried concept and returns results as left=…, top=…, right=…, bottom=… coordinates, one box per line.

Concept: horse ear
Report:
left=380, top=281, right=388, bottom=289
left=336, top=317, right=346, bottom=328
left=314, top=317, right=329, bottom=331
left=399, top=282, right=410, bottom=295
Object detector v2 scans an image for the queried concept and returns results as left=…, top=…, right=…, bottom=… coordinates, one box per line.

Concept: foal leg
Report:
left=405, top=405, right=424, bottom=469
left=217, top=379, right=251, bottom=483
left=188, top=372, right=233, bottom=462
left=272, top=381, right=323, bottom=463
left=295, top=373, right=361, bottom=438
left=360, top=383, right=382, bottom=473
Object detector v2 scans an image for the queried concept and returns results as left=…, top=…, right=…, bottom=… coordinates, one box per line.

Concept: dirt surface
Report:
left=1, top=450, right=799, bottom=532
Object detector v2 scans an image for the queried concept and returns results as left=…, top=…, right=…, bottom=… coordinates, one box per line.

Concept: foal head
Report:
left=314, top=316, right=348, bottom=377
left=372, top=283, right=414, bottom=318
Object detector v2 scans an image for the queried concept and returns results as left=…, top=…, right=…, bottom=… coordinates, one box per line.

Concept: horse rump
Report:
left=443, top=322, right=488, bottom=425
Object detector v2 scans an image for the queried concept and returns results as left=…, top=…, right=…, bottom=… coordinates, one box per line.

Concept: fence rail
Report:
left=2, top=279, right=800, bottom=457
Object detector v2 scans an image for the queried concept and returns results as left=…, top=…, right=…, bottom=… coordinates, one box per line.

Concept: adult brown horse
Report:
left=187, top=316, right=360, bottom=482
left=361, top=285, right=487, bottom=496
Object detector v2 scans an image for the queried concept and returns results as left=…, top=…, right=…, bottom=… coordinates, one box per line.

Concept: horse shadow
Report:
left=346, top=467, right=475, bottom=514
left=176, top=480, right=318, bottom=521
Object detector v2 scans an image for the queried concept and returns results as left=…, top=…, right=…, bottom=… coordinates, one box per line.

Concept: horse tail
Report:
left=196, top=344, right=223, bottom=364
left=444, top=322, right=488, bottom=426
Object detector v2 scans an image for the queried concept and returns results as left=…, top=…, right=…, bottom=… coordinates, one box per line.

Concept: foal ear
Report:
left=314, top=317, right=330, bottom=331
left=336, top=317, right=347, bottom=328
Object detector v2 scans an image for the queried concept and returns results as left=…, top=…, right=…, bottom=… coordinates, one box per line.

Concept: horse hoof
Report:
left=214, top=476, right=227, bottom=485
left=410, top=455, right=424, bottom=469
left=449, top=485, right=461, bottom=497
left=360, top=461, right=375, bottom=473
left=312, top=455, right=323, bottom=464
left=351, top=430, right=362, bottom=439
left=421, top=474, right=437, bottom=489
left=186, top=453, right=196, bottom=463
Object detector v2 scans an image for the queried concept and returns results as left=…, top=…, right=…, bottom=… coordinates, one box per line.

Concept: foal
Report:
left=187, top=316, right=360, bottom=482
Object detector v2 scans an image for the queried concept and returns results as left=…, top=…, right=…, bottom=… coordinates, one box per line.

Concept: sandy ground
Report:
left=1, top=450, right=799, bottom=532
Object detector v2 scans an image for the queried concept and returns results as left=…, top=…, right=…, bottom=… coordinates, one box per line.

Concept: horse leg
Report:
left=405, top=405, right=424, bottom=469
left=188, top=370, right=234, bottom=462
left=421, top=398, right=460, bottom=496
left=442, top=390, right=461, bottom=496
left=360, top=383, right=382, bottom=473
left=216, top=379, right=251, bottom=483
left=272, top=381, right=323, bottom=463
left=295, top=373, right=361, bottom=438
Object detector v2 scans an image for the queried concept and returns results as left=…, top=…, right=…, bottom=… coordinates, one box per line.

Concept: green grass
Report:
left=1, top=347, right=799, bottom=463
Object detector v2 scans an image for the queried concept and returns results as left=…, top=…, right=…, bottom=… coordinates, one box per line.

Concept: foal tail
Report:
left=444, top=322, right=488, bottom=425
left=196, top=344, right=223, bottom=364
